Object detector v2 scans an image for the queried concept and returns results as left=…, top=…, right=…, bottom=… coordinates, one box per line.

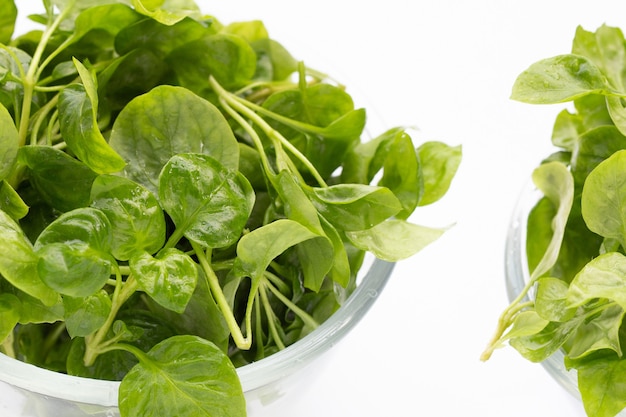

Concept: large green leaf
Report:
left=118, top=335, right=245, bottom=417
left=109, top=85, right=240, bottom=195
left=158, top=153, right=254, bottom=249
left=90, top=174, right=166, bottom=260
left=0, top=103, right=18, bottom=181
left=0, top=0, right=16, bottom=45
left=130, top=249, right=198, bottom=314
left=0, top=210, right=58, bottom=305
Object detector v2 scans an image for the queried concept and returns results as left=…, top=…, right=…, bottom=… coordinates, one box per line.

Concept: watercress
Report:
left=0, top=1, right=462, bottom=416
left=482, top=24, right=626, bottom=417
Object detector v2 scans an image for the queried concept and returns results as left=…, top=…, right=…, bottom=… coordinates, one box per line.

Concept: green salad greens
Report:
left=481, top=24, right=626, bottom=417
left=0, top=1, right=461, bottom=416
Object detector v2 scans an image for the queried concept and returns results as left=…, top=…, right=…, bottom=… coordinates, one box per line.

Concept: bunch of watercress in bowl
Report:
left=481, top=23, right=626, bottom=417
left=0, top=1, right=462, bottom=416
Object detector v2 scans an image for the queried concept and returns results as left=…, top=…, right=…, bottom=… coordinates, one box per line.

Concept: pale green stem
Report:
left=84, top=271, right=138, bottom=367
left=209, top=76, right=328, bottom=188
left=264, top=277, right=320, bottom=330
left=259, top=282, right=286, bottom=350
left=190, top=241, right=251, bottom=350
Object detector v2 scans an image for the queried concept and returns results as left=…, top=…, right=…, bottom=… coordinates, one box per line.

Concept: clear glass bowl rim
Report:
left=0, top=258, right=394, bottom=407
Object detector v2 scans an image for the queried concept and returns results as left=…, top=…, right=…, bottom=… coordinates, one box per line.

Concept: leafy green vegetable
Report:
left=0, top=1, right=461, bottom=416
left=482, top=23, right=626, bottom=417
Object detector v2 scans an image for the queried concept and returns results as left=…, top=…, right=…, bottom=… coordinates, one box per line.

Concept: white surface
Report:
left=12, top=1, right=626, bottom=416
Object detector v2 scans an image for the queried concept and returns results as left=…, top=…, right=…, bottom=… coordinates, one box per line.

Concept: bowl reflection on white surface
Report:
left=0, top=258, right=394, bottom=417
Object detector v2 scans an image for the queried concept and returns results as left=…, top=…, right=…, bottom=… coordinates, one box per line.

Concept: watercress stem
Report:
left=190, top=241, right=252, bottom=350
left=259, top=282, right=285, bottom=350
left=209, top=76, right=328, bottom=187
left=263, top=276, right=320, bottom=329
left=84, top=273, right=138, bottom=366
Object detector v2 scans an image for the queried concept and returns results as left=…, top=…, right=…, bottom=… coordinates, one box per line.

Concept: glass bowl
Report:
left=0, top=257, right=394, bottom=417
left=504, top=181, right=626, bottom=416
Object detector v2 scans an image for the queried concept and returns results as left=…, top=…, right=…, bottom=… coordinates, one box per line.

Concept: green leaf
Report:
left=0, top=103, right=18, bottom=181
left=535, top=277, right=576, bottom=322
left=34, top=208, right=114, bottom=297
left=132, top=0, right=203, bottom=26
left=502, top=310, right=549, bottom=341
left=0, top=180, right=28, bottom=220
left=234, top=218, right=333, bottom=292
left=417, top=141, right=462, bottom=206
left=581, top=149, right=626, bottom=247
left=130, top=249, right=198, bottom=314
left=63, top=290, right=111, bottom=338
left=511, top=54, right=610, bottom=104
left=311, top=184, right=402, bottom=231
left=567, top=304, right=624, bottom=360
left=169, top=33, right=257, bottom=90
left=90, top=174, right=166, bottom=261
left=109, top=85, right=240, bottom=195
left=568, top=252, right=626, bottom=309
left=0, top=0, right=17, bottom=44
left=0, top=210, right=58, bottom=306
left=578, top=357, right=626, bottom=417
left=58, top=60, right=126, bottom=174
left=18, top=145, right=99, bottom=212
left=346, top=219, right=446, bottom=262
left=158, top=153, right=254, bottom=249
left=528, top=161, right=574, bottom=280
left=0, top=293, right=20, bottom=344
left=118, top=335, right=245, bottom=417
left=509, top=316, right=584, bottom=362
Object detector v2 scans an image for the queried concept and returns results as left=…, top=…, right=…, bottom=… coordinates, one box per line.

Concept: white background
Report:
left=12, top=1, right=626, bottom=416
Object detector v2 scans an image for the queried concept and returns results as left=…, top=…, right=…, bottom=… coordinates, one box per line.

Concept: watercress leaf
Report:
left=132, top=0, right=203, bottom=26
left=0, top=293, right=21, bottom=344
left=376, top=130, right=420, bottom=218
left=510, top=316, right=584, bottom=362
left=109, top=85, right=240, bottom=195
left=346, top=219, right=446, bottom=262
left=310, top=184, right=402, bottom=231
left=72, top=3, right=141, bottom=43
left=63, top=290, right=111, bottom=338
left=223, top=20, right=268, bottom=42
left=417, top=141, right=462, bottom=207
left=144, top=268, right=230, bottom=350
left=502, top=310, right=549, bottom=341
left=578, top=356, right=626, bottom=417
left=606, top=96, right=626, bottom=137
left=0, top=180, right=28, bottom=220
left=11, top=290, right=64, bottom=324
left=235, top=218, right=332, bottom=291
left=0, top=103, right=18, bottom=181
left=341, top=127, right=408, bottom=185
left=551, top=109, right=582, bottom=151
left=159, top=153, right=254, bottom=248
left=18, top=145, right=98, bottom=212
left=250, top=38, right=298, bottom=81
left=573, top=25, right=626, bottom=90
left=568, top=252, right=626, bottom=309
left=535, top=277, right=576, bottom=322
left=0, top=210, right=58, bottom=306
left=581, top=150, right=626, bottom=247
left=571, top=126, right=626, bottom=186
left=90, top=174, right=166, bottom=260
left=34, top=208, right=113, bottom=297
left=118, top=335, right=245, bottom=417
left=58, top=60, right=127, bottom=174
left=270, top=171, right=349, bottom=286
left=130, top=249, right=198, bottom=314
left=0, top=0, right=17, bottom=44
left=527, top=161, right=574, bottom=280
left=168, top=33, right=257, bottom=91
left=115, top=15, right=215, bottom=58
left=567, top=304, right=624, bottom=360
left=511, top=54, right=610, bottom=104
